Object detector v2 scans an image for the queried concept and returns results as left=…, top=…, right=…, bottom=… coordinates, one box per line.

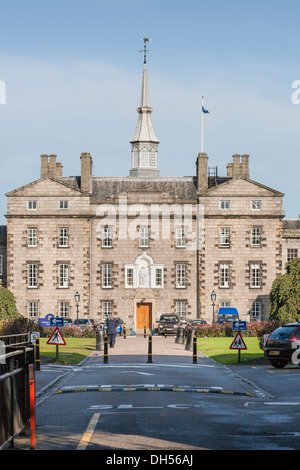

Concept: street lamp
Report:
left=211, top=290, right=216, bottom=323
left=75, top=291, right=80, bottom=325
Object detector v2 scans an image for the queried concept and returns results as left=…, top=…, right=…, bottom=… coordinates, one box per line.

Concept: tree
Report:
left=0, top=286, right=19, bottom=320
left=269, top=258, right=300, bottom=323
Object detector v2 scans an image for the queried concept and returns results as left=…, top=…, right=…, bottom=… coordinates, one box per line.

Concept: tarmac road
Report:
left=8, top=333, right=300, bottom=452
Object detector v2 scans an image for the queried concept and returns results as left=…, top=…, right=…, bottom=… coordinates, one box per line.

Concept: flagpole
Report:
left=201, top=96, right=204, bottom=153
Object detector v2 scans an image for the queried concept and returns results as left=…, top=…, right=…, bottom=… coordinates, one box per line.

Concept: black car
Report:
left=264, top=323, right=300, bottom=368
left=156, top=314, right=180, bottom=335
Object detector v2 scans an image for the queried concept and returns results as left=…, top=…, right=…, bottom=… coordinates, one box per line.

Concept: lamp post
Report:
left=211, top=290, right=216, bottom=323
left=75, top=291, right=80, bottom=325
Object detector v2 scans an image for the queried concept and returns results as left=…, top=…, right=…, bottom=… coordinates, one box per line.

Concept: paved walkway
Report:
left=91, top=332, right=204, bottom=364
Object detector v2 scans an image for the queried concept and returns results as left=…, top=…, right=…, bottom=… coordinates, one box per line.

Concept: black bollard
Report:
left=164, top=325, right=167, bottom=338
left=103, top=333, right=108, bottom=364
left=193, top=334, right=197, bottom=364
left=147, top=334, right=153, bottom=363
left=35, top=336, right=40, bottom=371
left=123, top=325, right=126, bottom=339
left=185, top=329, right=195, bottom=351
left=96, top=329, right=104, bottom=351
left=175, top=327, right=185, bottom=345
left=144, top=325, right=147, bottom=338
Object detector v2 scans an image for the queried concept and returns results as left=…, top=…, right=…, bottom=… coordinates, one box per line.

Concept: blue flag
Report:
left=202, top=106, right=210, bottom=114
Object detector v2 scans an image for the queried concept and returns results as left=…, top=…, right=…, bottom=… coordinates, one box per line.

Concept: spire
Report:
left=129, top=35, right=160, bottom=178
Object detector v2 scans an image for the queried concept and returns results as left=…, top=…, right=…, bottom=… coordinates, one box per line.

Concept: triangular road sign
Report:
left=230, top=332, right=247, bottom=350
left=47, top=327, right=66, bottom=346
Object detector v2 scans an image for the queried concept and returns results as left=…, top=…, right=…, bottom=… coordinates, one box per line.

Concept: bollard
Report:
left=175, top=327, right=185, bottom=345
left=147, top=334, right=153, bottom=363
left=35, top=337, right=40, bottom=371
left=96, top=329, right=104, bottom=351
left=185, top=329, right=195, bottom=351
left=164, top=325, right=167, bottom=338
left=123, top=325, right=126, bottom=339
left=193, top=334, right=197, bottom=364
left=144, top=325, right=147, bottom=338
left=103, top=333, right=108, bottom=364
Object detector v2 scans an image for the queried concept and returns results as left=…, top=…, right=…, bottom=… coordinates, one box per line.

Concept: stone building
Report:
left=282, top=217, right=300, bottom=270
left=4, top=55, right=292, bottom=328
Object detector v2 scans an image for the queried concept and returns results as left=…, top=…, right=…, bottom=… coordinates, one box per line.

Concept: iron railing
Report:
left=0, top=333, right=34, bottom=449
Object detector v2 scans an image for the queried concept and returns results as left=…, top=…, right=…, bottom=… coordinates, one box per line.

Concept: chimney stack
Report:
left=48, top=155, right=57, bottom=177
left=241, top=154, right=249, bottom=178
left=197, top=152, right=208, bottom=192
left=80, top=152, right=93, bottom=193
left=231, top=154, right=250, bottom=179
left=40, top=154, right=49, bottom=178
left=40, top=154, right=63, bottom=178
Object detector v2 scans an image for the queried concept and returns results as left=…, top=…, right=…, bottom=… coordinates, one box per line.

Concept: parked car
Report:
left=73, top=318, right=94, bottom=329
left=264, top=323, right=300, bottom=368
left=63, top=318, right=73, bottom=326
left=185, top=319, right=208, bottom=332
left=156, top=314, right=180, bottom=335
left=217, top=308, right=239, bottom=324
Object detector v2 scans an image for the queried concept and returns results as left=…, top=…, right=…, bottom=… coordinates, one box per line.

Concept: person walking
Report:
left=107, top=316, right=118, bottom=348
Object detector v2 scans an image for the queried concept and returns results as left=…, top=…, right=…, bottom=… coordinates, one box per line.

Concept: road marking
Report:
left=76, top=413, right=100, bottom=450
left=120, top=371, right=154, bottom=376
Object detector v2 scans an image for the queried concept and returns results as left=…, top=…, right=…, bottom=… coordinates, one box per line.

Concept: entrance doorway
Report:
left=136, top=303, right=152, bottom=330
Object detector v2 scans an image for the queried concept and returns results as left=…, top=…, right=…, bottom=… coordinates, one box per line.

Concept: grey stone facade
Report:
left=4, top=150, right=291, bottom=326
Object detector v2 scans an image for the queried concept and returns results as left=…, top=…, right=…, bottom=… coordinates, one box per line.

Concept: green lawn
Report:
left=39, top=336, right=264, bottom=366
left=197, top=337, right=264, bottom=365
left=39, top=337, right=96, bottom=364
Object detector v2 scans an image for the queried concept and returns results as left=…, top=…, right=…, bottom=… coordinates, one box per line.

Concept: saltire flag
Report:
left=202, top=106, right=210, bottom=114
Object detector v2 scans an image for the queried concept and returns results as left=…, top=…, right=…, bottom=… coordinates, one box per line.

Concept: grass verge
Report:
left=39, top=337, right=95, bottom=364
left=197, top=337, right=264, bottom=365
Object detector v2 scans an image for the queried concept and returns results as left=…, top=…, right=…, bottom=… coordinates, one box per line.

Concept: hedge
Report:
left=0, top=318, right=96, bottom=338
left=195, top=320, right=281, bottom=350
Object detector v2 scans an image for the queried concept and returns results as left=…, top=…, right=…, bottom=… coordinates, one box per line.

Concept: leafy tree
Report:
left=269, top=258, right=300, bottom=323
left=0, top=286, right=19, bottom=320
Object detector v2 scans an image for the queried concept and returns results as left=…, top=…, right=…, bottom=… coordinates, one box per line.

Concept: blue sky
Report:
left=0, top=0, right=299, bottom=224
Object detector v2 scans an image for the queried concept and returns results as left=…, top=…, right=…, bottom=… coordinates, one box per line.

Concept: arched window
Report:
left=140, top=148, right=149, bottom=167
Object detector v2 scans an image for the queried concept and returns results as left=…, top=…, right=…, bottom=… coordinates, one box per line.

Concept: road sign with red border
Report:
left=230, top=332, right=247, bottom=350
left=47, top=327, right=66, bottom=346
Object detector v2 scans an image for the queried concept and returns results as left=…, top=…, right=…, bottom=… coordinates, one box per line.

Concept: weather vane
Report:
left=140, top=34, right=151, bottom=64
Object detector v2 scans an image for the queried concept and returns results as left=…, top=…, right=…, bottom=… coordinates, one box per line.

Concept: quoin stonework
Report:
left=4, top=52, right=299, bottom=329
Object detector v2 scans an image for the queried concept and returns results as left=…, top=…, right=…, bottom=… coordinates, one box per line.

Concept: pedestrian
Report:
left=107, top=316, right=118, bottom=348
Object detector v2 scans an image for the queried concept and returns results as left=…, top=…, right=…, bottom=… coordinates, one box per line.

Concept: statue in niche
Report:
left=139, top=265, right=149, bottom=287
